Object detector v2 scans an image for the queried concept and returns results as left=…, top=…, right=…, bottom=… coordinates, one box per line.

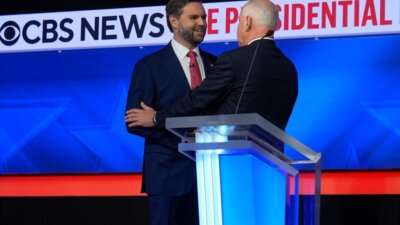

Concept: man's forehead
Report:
left=181, top=2, right=205, bottom=14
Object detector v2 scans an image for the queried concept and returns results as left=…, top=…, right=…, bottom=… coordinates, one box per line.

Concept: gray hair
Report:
left=242, top=0, right=279, bottom=30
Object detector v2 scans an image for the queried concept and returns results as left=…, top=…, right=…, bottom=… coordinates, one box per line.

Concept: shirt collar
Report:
left=247, top=36, right=273, bottom=45
left=171, top=38, right=200, bottom=60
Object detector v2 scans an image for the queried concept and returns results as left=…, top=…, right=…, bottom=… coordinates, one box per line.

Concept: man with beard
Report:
left=125, top=0, right=216, bottom=225
left=126, top=0, right=298, bottom=145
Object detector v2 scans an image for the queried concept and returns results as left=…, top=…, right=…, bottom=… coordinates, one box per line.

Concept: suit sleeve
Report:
left=155, top=52, right=235, bottom=127
left=125, top=60, right=165, bottom=140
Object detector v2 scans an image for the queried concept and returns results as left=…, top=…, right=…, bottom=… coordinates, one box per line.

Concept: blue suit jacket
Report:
left=126, top=42, right=216, bottom=196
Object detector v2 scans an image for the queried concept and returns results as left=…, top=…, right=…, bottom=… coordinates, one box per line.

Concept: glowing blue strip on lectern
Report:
left=195, top=131, right=227, bottom=225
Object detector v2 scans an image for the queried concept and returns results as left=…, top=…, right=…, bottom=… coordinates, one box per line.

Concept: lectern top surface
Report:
left=166, top=113, right=321, bottom=164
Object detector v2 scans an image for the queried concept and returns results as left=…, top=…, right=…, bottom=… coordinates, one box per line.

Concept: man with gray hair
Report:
left=126, top=0, right=298, bottom=134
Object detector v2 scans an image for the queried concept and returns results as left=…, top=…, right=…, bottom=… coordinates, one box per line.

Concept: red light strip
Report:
left=0, top=173, right=145, bottom=197
left=300, top=170, right=400, bottom=195
left=0, top=171, right=399, bottom=197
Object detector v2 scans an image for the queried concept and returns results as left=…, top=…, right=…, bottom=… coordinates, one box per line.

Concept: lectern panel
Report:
left=220, top=154, right=287, bottom=225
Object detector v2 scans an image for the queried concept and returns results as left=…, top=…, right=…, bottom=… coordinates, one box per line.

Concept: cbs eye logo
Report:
left=0, top=21, right=20, bottom=46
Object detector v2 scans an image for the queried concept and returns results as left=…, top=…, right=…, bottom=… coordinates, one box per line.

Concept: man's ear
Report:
left=245, top=15, right=252, bottom=32
left=169, top=15, right=178, bottom=31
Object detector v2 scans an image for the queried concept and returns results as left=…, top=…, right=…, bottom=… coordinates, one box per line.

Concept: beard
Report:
left=178, top=25, right=205, bottom=46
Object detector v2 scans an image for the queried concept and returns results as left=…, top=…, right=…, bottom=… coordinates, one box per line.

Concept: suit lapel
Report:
left=200, top=50, right=213, bottom=77
left=161, top=43, right=191, bottom=91
left=159, top=43, right=213, bottom=90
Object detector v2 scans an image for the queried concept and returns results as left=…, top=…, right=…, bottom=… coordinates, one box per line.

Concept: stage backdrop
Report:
left=0, top=0, right=399, bottom=173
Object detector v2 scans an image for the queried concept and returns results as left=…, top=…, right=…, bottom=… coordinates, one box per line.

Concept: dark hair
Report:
left=166, top=0, right=202, bottom=31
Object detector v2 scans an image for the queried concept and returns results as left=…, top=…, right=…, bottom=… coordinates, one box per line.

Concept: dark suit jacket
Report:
left=156, top=39, right=298, bottom=130
left=125, top=42, right=216, bottom=196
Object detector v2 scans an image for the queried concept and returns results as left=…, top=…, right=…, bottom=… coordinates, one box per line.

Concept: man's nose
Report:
left=197, top=18, right=206, bottom=26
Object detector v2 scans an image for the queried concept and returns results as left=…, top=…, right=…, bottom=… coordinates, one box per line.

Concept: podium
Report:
left=166, top=113, right=321, bottom=225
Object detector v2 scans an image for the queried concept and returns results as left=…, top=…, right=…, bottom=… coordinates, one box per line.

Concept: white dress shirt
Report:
left=171, top=38, right=206, bottom=87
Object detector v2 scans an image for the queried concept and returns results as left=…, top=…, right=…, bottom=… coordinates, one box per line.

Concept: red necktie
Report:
left=187, top=50, right=202, bottom=90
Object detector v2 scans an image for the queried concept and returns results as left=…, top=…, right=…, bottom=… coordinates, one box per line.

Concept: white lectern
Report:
left=166, top=113, right=321, bottom=225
